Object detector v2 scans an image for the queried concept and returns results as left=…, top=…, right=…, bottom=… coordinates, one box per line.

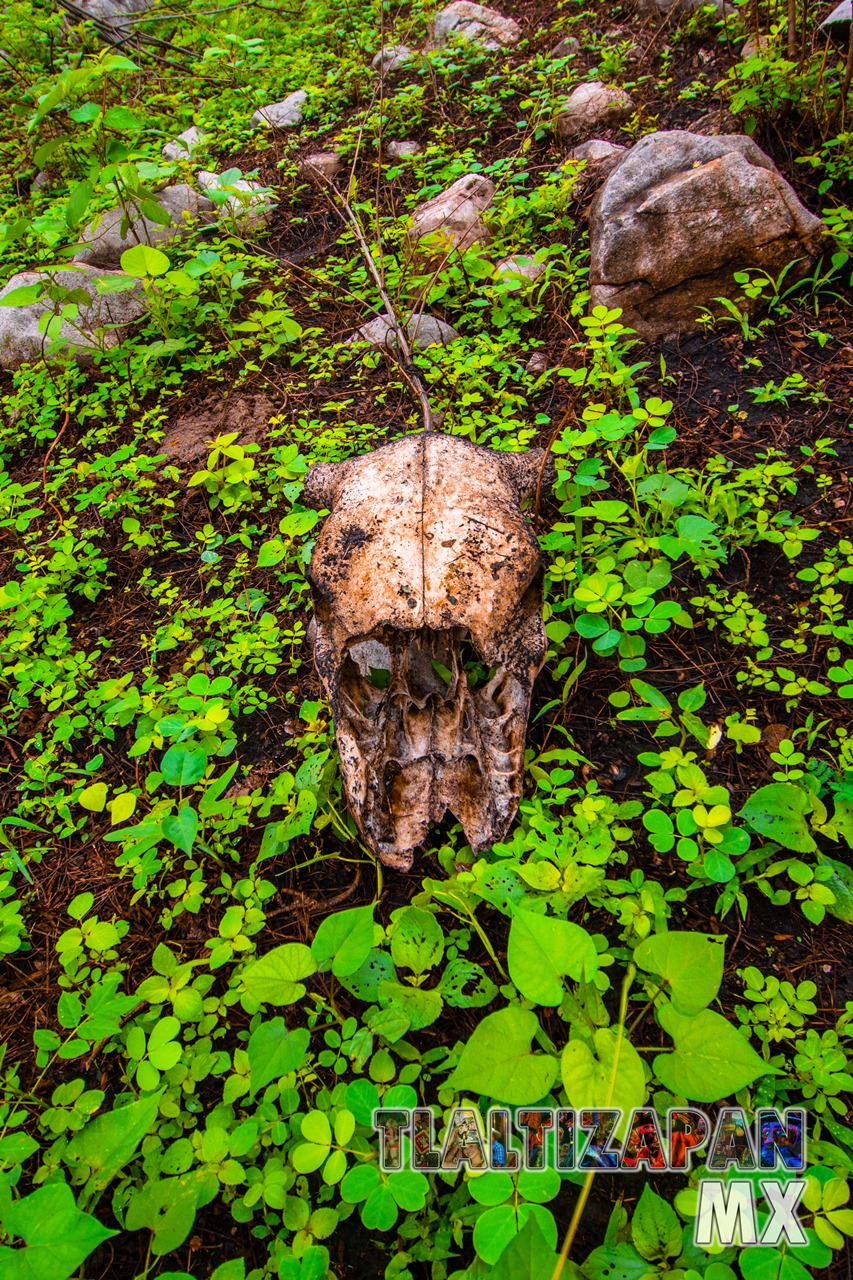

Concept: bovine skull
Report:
left=303, top=433, right=546, bottom=870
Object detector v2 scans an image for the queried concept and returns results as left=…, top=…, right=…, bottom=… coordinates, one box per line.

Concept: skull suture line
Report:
left=303, top=434, right=546, bottom=870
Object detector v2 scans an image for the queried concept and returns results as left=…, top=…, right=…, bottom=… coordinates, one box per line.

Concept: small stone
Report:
left=569, top=138, right=627, bottom=180
left=429, top=2, right=521, bottom=50
left=347, top=312, right=459, bottom=349
left=570, top=138, right=627, bottom=163
left=32, top=171, right=52, bottom=192
left=408, top=172, right=495, bottom=256
left=551, top=35, right=580, bottom=57
left=252, top=90, right=307, bottom=130
left=0, top=265, right=146, bottom=369
left=372, top=44, right=414, bottom=74
left=386, top=140, right=422, bottom=159
left=525, top=351, right=549, bottom=374
left=75, top=184, right=214, bottom=267
left=495, top=254, right=546, bottom=283
left=162, top=125, right=206, bottom=162
left=556, top=81, right=635, bottom=141
left=740, top=33, right=772, bottom=58
left=298, top=151, right=342, bottom=184
left=692, top=107, right=739, bottom=135
left=197, top=171, right=275, bottom=231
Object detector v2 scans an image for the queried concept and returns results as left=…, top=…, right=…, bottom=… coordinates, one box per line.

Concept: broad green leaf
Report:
left=473, top=1203, right=558, bottom=1267
left=125, top=1172, right=217, bottom=1256
left=345, top=1080, right=380, bottom=1126
left=631, top=1185, right=682, bottom=1261
left=654, top=1006, right=774, bottom=1101
left=823, top=856, right=853, bottom=923
left=439, top=958, right=498, bottom=1008
left=583, top=1242, right=655, bottom=1280
left=561, top=1029, right=645, bottom=1134
left=739, top=783, right=819, bottom=853
left=162, top=807, right=198, bottom=855
left=507, top=910, right=598, bottom=1005
left=160, top=743, right=207, bottom=787
left=470, top=1172, right=514, bottom=1205
left=740, top=1246, right=812, bottom=1280
left=0, top=284, right=43, bottom=307
left=241, top=944, right=316, bottom=1005
left=634, top=931, right=725, bottom=1014
left=120, top=243, right=171, bottom=277
left=311, top=905, right=374, bottom=978
left=449, top=1007, right=558, bottom=1104
left=247, top=1018, right=310, bottom=1096
left=378, top=980, right=443, bottom=1030
left=361, top=1183, right=398, bottom=1230
left=301, top=1111, right=331, bottom=1146
left=65, top=1090, right=163, bottom=1202
left=490, top=1212, right=563, bottom=1280
left=79, top=782, right=107, bottom=813
left=390, top=906, right=444, bottom=975
left=109, top=792, right=137, bottom=824
left=387, top=1169, right=429, bottom=1210
left=0, top=1182, right=115, bottom=1280
left=65, top=179, right=93, bottom=228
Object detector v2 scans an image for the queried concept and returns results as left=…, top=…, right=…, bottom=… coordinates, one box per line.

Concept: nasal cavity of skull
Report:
left=344, top=630, right=496, bottom=705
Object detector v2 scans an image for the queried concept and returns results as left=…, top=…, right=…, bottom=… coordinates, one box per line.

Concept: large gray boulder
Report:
left=408, top=173, right=495, bottom=256
left=556, top=82, right=635, bottom=141
left=347, top=313, right=459, bottom=348
left=820, top=0, right=850, bottom=45
left=252, top=90, right=307, bottom=129
left=69, top=0, right=151, bottom=42
left=75, top=184, right=214, bottom=267
left=0, top=266, right=145, bottom=368
left=429, top=2, right=520, bottom=49
left=589, top=130, right=824, bottom=339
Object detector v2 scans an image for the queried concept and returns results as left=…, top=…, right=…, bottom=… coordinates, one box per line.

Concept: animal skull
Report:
left=303, top=433, right=546, bottom=870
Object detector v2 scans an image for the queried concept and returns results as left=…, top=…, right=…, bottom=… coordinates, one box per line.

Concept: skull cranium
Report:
left=303, top=433, right=546, bottom=870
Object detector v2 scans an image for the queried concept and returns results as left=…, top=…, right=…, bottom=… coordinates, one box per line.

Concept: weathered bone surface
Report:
left=304, top=434, right=546, bottom=870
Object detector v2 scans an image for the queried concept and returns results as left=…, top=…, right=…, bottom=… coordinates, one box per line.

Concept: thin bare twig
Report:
left=317, top=173, right=434, bottom=433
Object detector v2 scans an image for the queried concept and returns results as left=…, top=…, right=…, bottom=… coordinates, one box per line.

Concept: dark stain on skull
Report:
left=302, top=433, right=547, bottom=870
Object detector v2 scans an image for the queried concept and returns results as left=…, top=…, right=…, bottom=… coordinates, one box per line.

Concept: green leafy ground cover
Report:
left=0, top=0, right=852, bottom=1277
